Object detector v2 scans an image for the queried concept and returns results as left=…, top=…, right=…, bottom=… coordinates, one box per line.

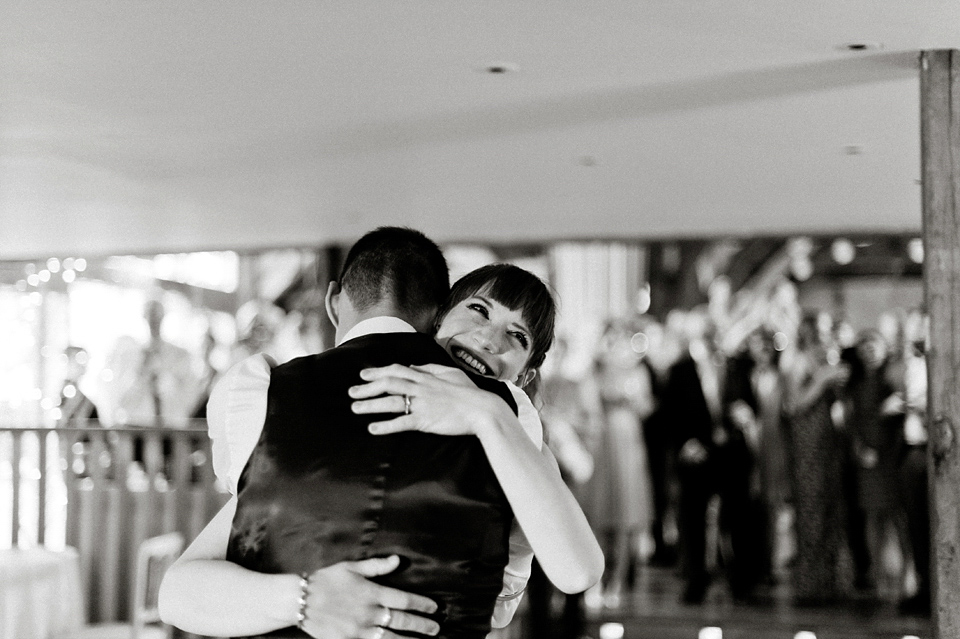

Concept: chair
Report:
left=70, top=532, right=185, bottom=639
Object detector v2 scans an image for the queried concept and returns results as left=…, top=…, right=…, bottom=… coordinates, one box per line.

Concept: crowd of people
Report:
left=536, top=299, right=931, bottom=624
left=47, top=232, right=931, bottom=639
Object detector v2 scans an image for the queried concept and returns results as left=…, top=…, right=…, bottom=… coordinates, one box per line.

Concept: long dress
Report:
left=586, top=359, right=654, bottom=540
left=788, top=366, right=849, bottom=602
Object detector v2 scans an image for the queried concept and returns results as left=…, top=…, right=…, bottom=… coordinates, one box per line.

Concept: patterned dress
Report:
left=787, top=365, right=850, bottom=602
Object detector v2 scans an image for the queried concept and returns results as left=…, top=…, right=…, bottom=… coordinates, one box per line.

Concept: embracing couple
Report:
left=158, top=227, right=603, bottom=639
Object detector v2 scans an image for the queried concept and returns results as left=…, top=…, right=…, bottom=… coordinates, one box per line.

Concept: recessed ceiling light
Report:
left=837, top=42, right=883, bottom=52
left=478, top=62, right=519, bottom=75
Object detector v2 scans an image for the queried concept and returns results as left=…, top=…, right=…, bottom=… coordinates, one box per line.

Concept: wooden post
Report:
left=921, top=48, right=960, bottom=638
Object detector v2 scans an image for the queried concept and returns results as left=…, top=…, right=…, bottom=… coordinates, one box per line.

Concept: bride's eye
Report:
left=511, top=331, right=530, bottom=349
left=467, top=303, right=489, bottom=318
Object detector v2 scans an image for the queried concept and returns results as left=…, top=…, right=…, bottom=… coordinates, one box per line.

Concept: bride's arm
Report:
left=350, top=364, right=604, bottom=594
left=159, top=499, right=440, bottom=638
left=158, top=499, right=302, bottom=636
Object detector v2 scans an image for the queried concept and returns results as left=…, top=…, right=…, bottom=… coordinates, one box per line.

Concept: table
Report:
left=0, top=547, right=85, bottom=639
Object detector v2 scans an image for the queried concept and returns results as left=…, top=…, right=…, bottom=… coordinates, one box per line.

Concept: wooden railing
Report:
left=0, top=422, right=229, bottom=623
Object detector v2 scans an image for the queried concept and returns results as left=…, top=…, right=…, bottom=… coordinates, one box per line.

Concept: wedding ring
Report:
left=378, top=607, right=393, bottom=627
left=403, top=394, right=412, bottom=415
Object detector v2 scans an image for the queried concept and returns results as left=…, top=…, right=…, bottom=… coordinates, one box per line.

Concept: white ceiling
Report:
left=2, top=1, right=957, bottom=259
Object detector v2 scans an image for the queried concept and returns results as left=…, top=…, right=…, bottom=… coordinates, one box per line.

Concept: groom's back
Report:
left=227, top=331, right=518, bottom=639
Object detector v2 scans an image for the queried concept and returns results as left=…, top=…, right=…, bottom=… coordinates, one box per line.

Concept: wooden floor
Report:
left=559, top=567, right=932, bottom=639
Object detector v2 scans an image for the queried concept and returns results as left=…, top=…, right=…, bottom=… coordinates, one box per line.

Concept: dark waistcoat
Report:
left=226, top=332, right=518, bottom=639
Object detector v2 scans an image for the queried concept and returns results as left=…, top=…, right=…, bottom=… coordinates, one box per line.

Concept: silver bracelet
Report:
left=296, top=573, right=310, bottom=629
left=496, top=585, right=526, bottom=601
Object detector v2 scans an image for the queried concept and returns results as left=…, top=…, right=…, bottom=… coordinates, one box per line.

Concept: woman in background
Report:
left=782, top=312, right=851, bottom=604
left=583, top=318, right=655, bottom=607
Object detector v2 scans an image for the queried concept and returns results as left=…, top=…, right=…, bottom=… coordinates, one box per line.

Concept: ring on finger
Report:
left=403, top=394, right=412, bottom=415
left=378, top=607, right=393, bottom=628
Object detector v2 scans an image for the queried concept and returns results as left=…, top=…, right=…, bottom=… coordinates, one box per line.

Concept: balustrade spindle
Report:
left=1, top=422, right=229, bottom=623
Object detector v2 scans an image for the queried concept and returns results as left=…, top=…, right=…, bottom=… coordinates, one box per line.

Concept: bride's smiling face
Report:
left=435, top=292, right=533, bottom=384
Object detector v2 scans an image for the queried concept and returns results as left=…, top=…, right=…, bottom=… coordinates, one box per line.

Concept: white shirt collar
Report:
left=337, top=316, right=418, bottom=346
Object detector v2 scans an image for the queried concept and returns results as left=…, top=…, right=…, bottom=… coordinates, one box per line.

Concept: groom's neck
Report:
left=336, top=300, right=436, bottom=342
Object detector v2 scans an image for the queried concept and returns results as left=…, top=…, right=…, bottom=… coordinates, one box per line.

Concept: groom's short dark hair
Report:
left=338, top=226, right=449, bottom=316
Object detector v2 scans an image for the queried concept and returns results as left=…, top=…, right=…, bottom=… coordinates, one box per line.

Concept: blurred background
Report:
left=2, top=3, right=955, bottom=639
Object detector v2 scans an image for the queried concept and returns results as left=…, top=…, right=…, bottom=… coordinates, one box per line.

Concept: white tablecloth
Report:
left=0, top=547, right=85, bottom=639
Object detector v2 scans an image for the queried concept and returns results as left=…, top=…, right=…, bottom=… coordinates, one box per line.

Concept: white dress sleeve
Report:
left=206, top=354, right=273, bottom=496
left=491, top=382, right=544, bottom=628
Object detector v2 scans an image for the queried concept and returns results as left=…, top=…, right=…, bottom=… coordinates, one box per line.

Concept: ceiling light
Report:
left=479, top=62, right=519, bottom=75
left=837, top=42, right=883, bottom=52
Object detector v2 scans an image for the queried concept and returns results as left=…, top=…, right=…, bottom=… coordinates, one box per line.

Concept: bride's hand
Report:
left=409, top=363, right=474, bottom=387
left=349, top=363, right=505, bottom=436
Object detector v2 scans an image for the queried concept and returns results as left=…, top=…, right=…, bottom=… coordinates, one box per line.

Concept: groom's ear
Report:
left=324, top=281, right=341, bottom=328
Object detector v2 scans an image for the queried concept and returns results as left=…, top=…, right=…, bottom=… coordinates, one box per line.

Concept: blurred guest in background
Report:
left=190, top=323, right=221, bottom=419
left=57, top=345, right=99, bottom=427
left=582, top=318, right=655, bottom=607
left=662, top=309, right=753, bottom=604
left=896, top=309, right=930, bottom=615
left=99, top=296, right=205, bottom=428
left=661, top=310, right=717, bottom=604
left=96, top=295, right=206, bottom=485
left=722, top=328, right=784, bottom=594
left=745, top=329, right=791, bottom=582
left=844, top=328, right=908, bottom=597
left=57, top=345, right=102, bottom=479
left=638, top=319, right=681, bottom=568
left=835, top=337, right=874, bottom=593
left=783, top=312, right=851, bottom=605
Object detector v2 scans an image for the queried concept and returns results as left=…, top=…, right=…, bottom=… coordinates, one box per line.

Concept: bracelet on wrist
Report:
left=296, top=573, right=310, bottom=629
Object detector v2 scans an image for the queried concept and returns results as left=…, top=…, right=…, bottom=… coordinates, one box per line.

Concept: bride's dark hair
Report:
left=436, top=263, right=556, bottom=377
